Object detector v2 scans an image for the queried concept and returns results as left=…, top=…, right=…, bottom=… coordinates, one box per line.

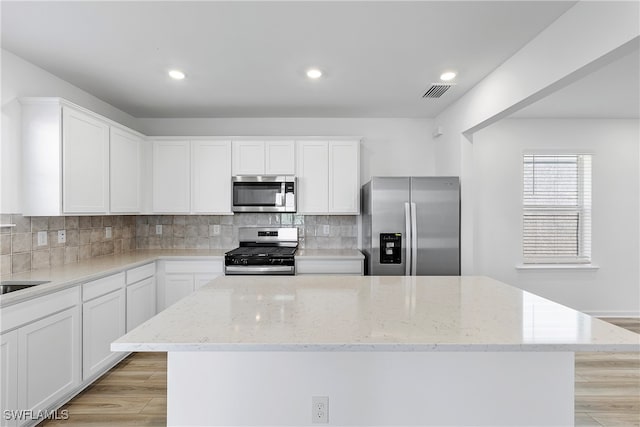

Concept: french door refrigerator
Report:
left=361, top=177, right=460, bottom=276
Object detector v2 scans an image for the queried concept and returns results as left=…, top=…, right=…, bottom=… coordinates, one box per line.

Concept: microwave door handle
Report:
left=404, top=202, right=411, bottom=276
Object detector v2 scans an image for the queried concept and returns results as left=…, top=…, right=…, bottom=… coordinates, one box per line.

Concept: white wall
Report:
left=473, top=119, right=640, bottom=316
left=1, top=49, right=141, bottom=213
left=139, top=117, right=435, bottom=184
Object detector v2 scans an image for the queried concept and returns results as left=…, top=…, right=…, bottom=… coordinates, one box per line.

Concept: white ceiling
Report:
left=513, top=48, right=640, bottom=119
left=1, top=1, right=578, bottom=119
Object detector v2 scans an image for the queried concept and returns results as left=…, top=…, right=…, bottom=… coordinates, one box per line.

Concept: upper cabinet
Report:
left=110, top=127, right=141, bottom=213
left=297, top=140, right=360, bottom=215
left=151, top=139, right=232, bottom=214
left=232, top=140, right=295, bottom=176
left=21, top=98, right=143, bottom=216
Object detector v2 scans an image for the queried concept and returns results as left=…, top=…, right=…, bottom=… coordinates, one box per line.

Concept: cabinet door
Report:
left=82, top=289, right=126, bottom=380
left=329, top=140, right=360, bottom=213
left=153, top=141, right=190, bottom=213
left=62, top=106, right=110, bottom=213
left=0, top=331, right=18, bottom=427
left=232, top=141, right=265, bottom=175
left=297, top=141, right=329, bottom=214
left=126, top=277, right=156, bottom=332
left=164, top=274, right=194, bottom=309
left=192, top=141, right=232, bottom=213
left=110, top=127, right=141, bottom=213
left=18, top=307, right=81, bottom=415
left=265, top=141, right=295, bottom=175
left=194, top=273, right=221, bottom=290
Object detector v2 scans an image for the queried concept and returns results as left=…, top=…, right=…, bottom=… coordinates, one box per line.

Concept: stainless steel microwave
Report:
left=232, top=176, right=296, bottom=213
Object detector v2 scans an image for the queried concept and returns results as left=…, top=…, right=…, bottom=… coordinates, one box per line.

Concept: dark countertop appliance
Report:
left=225, top=227, right=298, bottom=275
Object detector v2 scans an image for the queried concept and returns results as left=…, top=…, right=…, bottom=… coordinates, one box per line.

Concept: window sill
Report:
left=516, top=264, right=599, bottom=271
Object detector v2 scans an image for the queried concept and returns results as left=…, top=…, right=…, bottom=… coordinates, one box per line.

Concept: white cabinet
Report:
left=20, top=98, right=144, bottom=216
left=157, top=260, right=224, bottom=310
left=19, top=306, right=81, bottom=418
left=297, top=140, right=360, bottom=214
left=295, top=258, right=364, bottom=275
left=110, top=126, right=141, bottom=213
left=126, top=263, right=156, bottom=332
left=0, top=331, right=18, bottom=427
left=62, top=106, right=110, bottom=214
left=82, top=273, right=126, bottom=381
left=192, top=140, right=232, bottom=213
left=329, top=141, right=360, bottom=213
left=232, top=140, right=295, bottom=175
left=0, top=287, right=81, bottom=426
left=152, top=140, right=191, bottom=213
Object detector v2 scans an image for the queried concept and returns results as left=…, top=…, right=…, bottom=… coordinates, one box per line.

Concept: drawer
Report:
left=127, top=263, right=155, bottom=285
left=163, top=260, right=224, bottom=274
left=83, top=272, right=125, bottom=302
left=1, top=286, right=80, bottom=333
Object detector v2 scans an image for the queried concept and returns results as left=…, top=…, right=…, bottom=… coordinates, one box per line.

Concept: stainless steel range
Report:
left=224, top=227, right=298, bottom=275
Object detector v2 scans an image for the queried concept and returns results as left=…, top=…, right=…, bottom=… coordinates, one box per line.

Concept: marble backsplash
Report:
left=135, top=214, right=358, bottom=250
left=0, top=214, right=136, bottom=276
left=0, top=213, right=357, bottom=275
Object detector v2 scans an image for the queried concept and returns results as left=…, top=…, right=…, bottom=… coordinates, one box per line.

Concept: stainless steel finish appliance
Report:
left=225, top=227, right=298, bottom=275
left=232, top=176, right=296, bottom=213
left=361, top=177, right=460, bottom=276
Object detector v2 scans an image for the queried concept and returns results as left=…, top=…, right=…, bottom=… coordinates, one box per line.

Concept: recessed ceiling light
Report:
left=168, top=70, right=186, bottom=80
left=440, top=71, right=456, bottom=81
left=306, top=68, right=322, bottom=79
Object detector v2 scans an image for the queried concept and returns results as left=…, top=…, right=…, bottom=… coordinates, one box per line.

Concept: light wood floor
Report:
left=40, top=318, right=639, bottom=426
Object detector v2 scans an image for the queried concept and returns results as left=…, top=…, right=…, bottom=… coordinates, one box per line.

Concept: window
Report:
left=522, top=154, right=592, bottom=264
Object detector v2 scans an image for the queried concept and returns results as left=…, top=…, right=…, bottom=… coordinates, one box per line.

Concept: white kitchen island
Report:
left=112, top=275, right=640, bottom=426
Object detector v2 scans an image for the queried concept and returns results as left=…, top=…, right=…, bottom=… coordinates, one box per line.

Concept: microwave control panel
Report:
left=380, top=233, right=402, bottom=264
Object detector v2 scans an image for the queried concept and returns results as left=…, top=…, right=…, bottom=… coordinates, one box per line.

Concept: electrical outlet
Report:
left=322, top=225, right=330, bottom=236
left=156, top=225, right=162, bottom=235
left=105, top=226, right=112, bottom=239
left=311, top=396, right=328, bottom=424
left=212, top=224, right=221, bottom=236
left=37, top=231, right=48, bottom=246
left=57, top=230, right=66, bottom=244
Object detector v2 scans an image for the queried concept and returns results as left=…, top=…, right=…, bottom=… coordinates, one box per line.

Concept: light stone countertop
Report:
left=112, top=275, right=640, bottom=353
left=0, top=248, right=364, bottom=307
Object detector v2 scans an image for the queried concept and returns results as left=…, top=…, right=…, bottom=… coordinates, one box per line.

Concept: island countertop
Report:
left=112, top=275, right=640, bottom=353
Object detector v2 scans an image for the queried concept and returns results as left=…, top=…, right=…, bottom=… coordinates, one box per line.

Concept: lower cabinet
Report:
left=0, top=331, right=18, bottom=427
left=0, top=286, right=81, bottom=427
left=19, top=307, right=82, bottom=418
left=296, top=257, right=364, bottom=275
left=126, top=277, right=156, bottom=332
left=82, top=273, right=126, bottom=381
left=157, top=260, right=224, bottom=311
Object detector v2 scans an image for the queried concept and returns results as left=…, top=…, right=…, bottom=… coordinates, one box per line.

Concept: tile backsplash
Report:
left=0, top=214, right=136, bottom=276
left=135, top=214, right=358, bottom=250
left=0, top=213, right=357, bottom=276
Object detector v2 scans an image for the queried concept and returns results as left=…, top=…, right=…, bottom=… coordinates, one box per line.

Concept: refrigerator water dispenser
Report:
left=380, top=233, right=402, bottom=264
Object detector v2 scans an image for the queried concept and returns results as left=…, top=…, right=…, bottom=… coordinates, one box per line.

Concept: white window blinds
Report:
left=522, top=154, right=592, bottom=264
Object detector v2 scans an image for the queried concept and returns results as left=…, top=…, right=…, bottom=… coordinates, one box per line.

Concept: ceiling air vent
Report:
left=422, top=83, right=455, bottom=98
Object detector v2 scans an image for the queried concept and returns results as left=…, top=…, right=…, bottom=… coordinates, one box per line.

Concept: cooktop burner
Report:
left=225, top=246, right=297, bottom=257
left=224, top=227, right=299, bottom=275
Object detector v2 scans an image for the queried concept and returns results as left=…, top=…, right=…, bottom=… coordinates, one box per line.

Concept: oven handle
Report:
left=225, top=266, right=295, bottom=274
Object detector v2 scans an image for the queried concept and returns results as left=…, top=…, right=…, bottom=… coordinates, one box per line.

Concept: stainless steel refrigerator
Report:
left=361, top=177, right=460, bottom=276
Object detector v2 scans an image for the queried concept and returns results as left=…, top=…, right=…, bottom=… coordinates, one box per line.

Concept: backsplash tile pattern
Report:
left=0, top=214, right=136, bottom=276
left=0, top=213, right=357, bottom=276
left=135, top=214, right=358, bottom=250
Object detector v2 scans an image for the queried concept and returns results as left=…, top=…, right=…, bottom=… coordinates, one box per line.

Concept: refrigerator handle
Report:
left=404, top=202, right=411, bottom=276
left=410, top=202, right=418, bottom=276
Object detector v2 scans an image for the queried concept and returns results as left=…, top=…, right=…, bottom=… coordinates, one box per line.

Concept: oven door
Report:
left=232, top=176, right=296, bottom=213
left=225, top=265, right=295, bottom=275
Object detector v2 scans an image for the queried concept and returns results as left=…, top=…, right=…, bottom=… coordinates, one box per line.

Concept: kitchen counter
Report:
left=111, top=275, right=639, bottom=426
left=0, top=248, right=365, bottom=307
left=112, top=275, right=639, bottom=353
left=0, top=249, right=228, bottom=307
